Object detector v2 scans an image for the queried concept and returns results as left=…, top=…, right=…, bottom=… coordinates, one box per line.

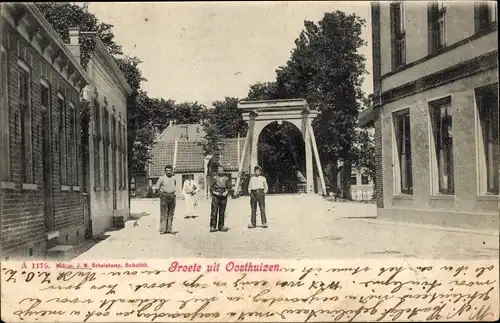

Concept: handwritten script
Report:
left=1, top=259, right=498, bottom=322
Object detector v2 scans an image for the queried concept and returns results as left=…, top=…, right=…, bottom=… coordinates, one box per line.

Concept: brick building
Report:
left=1, top=3, right=91, bottom=259
left=362, top=2, right=498, bottom=229
left=78, top=31, right=132, bottom=236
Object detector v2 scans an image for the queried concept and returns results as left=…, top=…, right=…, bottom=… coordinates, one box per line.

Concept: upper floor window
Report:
left=429, top=1, right=447, bottom=52
left=429, top=97, right=454, bottom=195
left=0, top=46, right=11, bottom=181
left=57, top=95, right=67, bottom=185
left=475, top=84, right=499, bottom=195
left=393, top=110, right=413, bottom=195
left=390, top=2, right=406, bottom=69
left=476, top=2, right=497, bottom=32
left=18, top=62, right=33, bottom=183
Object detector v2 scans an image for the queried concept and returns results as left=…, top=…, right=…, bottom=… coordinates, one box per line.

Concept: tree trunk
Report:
left=342, top=162, right=353, bottom=200
left=329, top=159, right=338, bottom=195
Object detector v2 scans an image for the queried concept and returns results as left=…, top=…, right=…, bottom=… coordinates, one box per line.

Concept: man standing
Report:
left=183, top=175, right=199, bottom=218
left=210, top=165, right=230, bottom=232
left=248, top=166, right=268, bottom=229
left=155, top=165, right=177, bottom=234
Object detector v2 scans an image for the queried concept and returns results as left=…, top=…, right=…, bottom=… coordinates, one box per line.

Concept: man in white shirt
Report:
left=182, top=175, right=199, bottom=218
left=247, top=165, right=268, bottom=229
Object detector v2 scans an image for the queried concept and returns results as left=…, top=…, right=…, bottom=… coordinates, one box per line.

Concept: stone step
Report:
left=113, top=215, right=125, bottom=228
left=47, top=245, right=75, bottom=260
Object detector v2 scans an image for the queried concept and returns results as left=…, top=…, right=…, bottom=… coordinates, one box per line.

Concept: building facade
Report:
left=81, top=33, right=132, bottom=236
left=1, top=3, right=90, bottom=259
left=364, top=1, right=498, bottom=229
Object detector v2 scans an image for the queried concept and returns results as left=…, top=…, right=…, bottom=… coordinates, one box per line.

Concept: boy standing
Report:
left=210, top=165, right=230, bottom=232
left=155, top=165, right=177, bottom=234
left=183, top=175, right=199, bottom=218
left=248, top=165, right=268, bottom=229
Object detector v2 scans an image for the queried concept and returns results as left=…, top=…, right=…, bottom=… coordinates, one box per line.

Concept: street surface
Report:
left=74, top=195, right=499, bottom=260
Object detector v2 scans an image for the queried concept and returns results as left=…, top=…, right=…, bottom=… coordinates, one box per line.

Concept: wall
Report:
left=379, top=1, right=496, bottom=91
left=1, top=22, right=85, bottom=258
left=86, top=51, right=129, bottom=236
left=380, top=69, right=498, bottom=221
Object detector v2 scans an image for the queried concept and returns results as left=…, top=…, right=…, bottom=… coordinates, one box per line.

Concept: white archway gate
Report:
left=235, top=99, right=327, bottom=195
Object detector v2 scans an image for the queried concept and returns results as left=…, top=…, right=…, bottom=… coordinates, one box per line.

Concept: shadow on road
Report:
left=130, top=212, right=151, bottom=220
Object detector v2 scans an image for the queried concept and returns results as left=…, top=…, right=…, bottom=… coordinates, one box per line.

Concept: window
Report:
left=18, top=63, right=32, bottom=183
left=475, top=84, right=499, bottom=195
left=430, top=97, right=454, bottom=195
left=112, top=115, right=116, bottom=188
left=361, top=175, right=370, bottom=185
left=1, top=47, right=10, bottom=181
left=123, top=124, right=127, bottom=188
left=103, top=108, right=110, bottom=188
left=476, top=2, right=497, bottom=32
left=93, top=100, right=101, bottom=187
left=391, top=2, right=406, bottom=69
left=349, top=175, right=357, bottom=186
left=67, top=104, right=74, bottom=186
left=429, top=1, right=447, bottom=52
left=394, top=111, right=413, bottom=194
left=58, top=95, right=66, bottom=185
left=117, top=120, right=121, bottom=188
left=69, top=103, right=78, bottom=186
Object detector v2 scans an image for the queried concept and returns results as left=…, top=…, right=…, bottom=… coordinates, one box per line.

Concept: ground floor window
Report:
left=475, top=83, right=499, bottom=195
left=393, top=109, right=413, bottom=194
left=429, top=96, right=454, bottom=195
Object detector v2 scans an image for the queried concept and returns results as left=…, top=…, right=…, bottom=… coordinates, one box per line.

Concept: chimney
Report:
left=68, top=27, right=81, bottom=65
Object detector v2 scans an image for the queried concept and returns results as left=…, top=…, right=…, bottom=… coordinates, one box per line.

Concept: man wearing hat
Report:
left=209, top=165, right=231, bottom=232
left=248, top=165, right=268, bottom=228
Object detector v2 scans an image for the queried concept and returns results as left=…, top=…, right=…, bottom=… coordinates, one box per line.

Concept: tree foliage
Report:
left=37, top=3, right=154, bottom=176
left=207, top=97, right=247, bottom=138
left=241, top=11, right=369, bottom=198
left=35, top=2, right=122, bottom=69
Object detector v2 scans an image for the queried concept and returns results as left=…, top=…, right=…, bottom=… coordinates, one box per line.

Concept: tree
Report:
left=266, top=11, right=367, bottom=199
left=36, top=3, right=122, bottom=69
left=37, top=3, right=158, bottom=178
left=246, top=82, right=281, bottom=101
left=208, top=97, right=248, bottom=138
left=171, top=102, right=206, bottom=125
left=150, top=98, right=176, bottom=133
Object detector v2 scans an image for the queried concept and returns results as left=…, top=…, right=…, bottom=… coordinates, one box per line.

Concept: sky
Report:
left=88, top=2, right=373, bottom=108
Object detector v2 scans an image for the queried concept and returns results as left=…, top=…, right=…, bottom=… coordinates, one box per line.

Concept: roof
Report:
left=149, top=141, right=175, bottom=177
left=148, top=137, right=251, bottom=177
left=2, top=3, right=91, bottom=89
left=155, top=123, right=206, bottom=142
left=175, top=141, right=205, bottom=172
left=92, top=37, right=132, bottom=95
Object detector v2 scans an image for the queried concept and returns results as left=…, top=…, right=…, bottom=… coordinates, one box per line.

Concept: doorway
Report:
left=257, top=121, right=306, bottom=194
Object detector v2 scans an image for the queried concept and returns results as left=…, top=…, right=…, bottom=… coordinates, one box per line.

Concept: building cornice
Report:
left=380, top=49, right=498, bottom=105
left=92, top=37, right=132, bottom=95
left=1, top=3, right=91, bottom=90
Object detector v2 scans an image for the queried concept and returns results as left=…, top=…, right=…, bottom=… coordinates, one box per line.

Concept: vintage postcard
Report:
left=0, top=1, right=499, bottom=322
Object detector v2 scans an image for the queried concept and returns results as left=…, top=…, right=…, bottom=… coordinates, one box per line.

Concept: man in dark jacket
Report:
left=210, top=165, right=230, bottom=232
